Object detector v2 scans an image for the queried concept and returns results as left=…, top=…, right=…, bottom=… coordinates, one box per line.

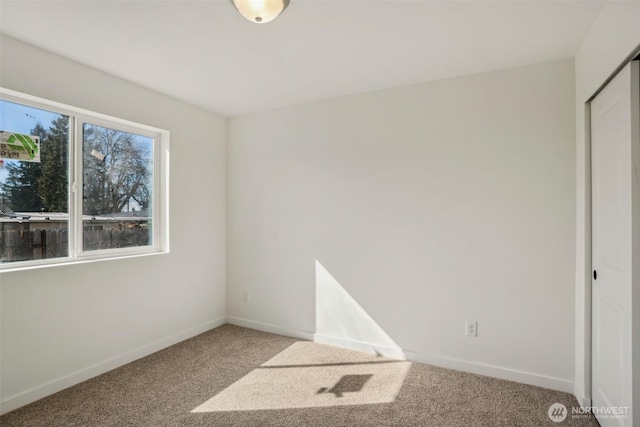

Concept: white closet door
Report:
left=591, top=60, right=638, bottom=427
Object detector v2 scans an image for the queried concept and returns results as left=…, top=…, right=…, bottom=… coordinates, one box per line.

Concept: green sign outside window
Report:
left=0, top=131, right=41, bottom=162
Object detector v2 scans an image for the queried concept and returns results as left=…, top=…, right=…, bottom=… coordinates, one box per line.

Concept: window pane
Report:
left=82, top=123, right=153, bottom=251
left=0, top=100, right=70, bottom=263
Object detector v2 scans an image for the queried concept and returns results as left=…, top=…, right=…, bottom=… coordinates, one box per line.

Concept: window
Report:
left=81, top=123, right=154, bottom=251
left=0, top=100, right=70, bottom=263
left=0, top=88, right=169, bottom=269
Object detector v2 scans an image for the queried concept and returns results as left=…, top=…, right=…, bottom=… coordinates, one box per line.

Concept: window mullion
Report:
left=72, top=115, right=85, bottom=258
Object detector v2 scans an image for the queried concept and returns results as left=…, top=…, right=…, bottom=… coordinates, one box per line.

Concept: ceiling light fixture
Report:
left=230, top=0, right=290, bottom=24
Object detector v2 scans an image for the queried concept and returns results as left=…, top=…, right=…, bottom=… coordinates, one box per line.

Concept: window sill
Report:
left=0, top=249, right=170, bottom=274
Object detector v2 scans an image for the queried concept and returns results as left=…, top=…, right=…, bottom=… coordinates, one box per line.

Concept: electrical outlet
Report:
left=242, top=290, right=250, bottom=303
left=465, top=320, right=477, bottom=337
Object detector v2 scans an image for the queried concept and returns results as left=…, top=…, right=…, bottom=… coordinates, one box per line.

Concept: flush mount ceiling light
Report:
left=230, top=0, right=290, bottom=24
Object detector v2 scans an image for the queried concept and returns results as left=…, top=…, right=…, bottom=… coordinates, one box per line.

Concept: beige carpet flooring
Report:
left=1, top=324, right=598, bottom=426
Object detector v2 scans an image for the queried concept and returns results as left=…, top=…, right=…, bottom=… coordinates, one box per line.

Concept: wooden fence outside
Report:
left=0, top=228, right=150, bottom=262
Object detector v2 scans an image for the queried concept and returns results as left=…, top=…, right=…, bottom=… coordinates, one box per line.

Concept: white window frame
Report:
left=0, top=88, right=170, bottom=271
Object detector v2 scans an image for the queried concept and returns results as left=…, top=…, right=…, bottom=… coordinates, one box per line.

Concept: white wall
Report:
left=573, top=0, right=640, bottom=410
left=0, top=35, right=227, bottom=414
left=227, top=59, right=577, bottom=391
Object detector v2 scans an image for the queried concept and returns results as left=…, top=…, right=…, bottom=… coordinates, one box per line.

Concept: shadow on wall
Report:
left=314, top=259, right=405, bottom=359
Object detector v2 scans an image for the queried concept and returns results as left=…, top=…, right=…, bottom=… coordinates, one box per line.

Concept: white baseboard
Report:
left=403, top=350, right=574, bottom=394
left=313, top=333, right=407, bottom=360
left=226, top=316, right=314, bottom=341
left=228, top=319, right=574, bottom=395
left=573, top=382, right=592, bottom=407
left=0, top=317, right=227, bottom=416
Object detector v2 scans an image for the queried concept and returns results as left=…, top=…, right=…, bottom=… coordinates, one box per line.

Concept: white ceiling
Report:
left=0, top=0, right=604, bottom=117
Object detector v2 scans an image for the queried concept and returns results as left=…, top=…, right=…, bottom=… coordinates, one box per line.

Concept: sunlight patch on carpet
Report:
left=191, top=342, right=412, bottom=412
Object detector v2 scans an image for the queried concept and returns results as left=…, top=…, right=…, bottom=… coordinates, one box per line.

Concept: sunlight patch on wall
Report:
left=191, top=341, right=411, bottom=412
left=315, top=260, right=404, bottom=358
